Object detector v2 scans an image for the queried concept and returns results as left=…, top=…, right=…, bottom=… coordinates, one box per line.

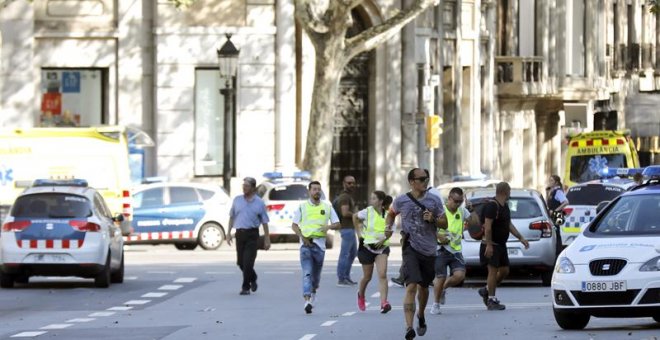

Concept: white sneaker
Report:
left=430, top=302, right=442, bottom=315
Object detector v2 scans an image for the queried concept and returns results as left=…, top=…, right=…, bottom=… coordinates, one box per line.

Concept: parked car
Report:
left=560, top=178, right=636, bottom=246
left=127, top=182, right=230, bottom=250
left=551, top=165, right=660, bottom=330
left=256, top=172, right=334, bottom=248
left=0, top=179, right=125, bottom=288
left=463, top=188, right=558, bottom=286
left=437, top=176, right=501, bottom=200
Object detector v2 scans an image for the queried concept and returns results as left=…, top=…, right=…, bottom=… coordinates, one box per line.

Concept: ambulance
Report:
left=564, top=130, right=640, bottom=188
left=0, top=126, right=153, bottom=235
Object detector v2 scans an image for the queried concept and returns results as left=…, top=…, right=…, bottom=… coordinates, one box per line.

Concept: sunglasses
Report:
left=451, top=199, right=464, bottom=204
left=413, top=177, right=428, bottom=182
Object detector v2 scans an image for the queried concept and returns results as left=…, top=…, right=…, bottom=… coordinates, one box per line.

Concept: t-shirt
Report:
left=482, top=200, right=511, bottom=246
left=292, top=199, right=340, bottom=250
left=333, top=192, right=356, bottom=229
left=390, top=192, right=444, bottom=256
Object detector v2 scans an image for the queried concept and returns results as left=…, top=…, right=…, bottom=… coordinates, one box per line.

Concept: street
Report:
left=0, top=244, right=658, bottom=340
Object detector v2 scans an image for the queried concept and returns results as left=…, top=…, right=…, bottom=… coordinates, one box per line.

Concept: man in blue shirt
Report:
left=227, top=177, right=270, bottom=295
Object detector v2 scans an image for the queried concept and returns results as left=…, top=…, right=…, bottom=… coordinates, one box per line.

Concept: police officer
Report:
left=292, top=181, right=340, bottom=314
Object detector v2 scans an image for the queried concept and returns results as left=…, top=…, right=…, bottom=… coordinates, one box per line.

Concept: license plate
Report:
left=507, top=248, right=520, bottom=256
left=33, top=254, right=67, bottom=263
left=581, top=280, right=627, bottom=292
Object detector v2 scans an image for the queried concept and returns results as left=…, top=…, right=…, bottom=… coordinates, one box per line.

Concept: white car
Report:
left=0, top=179, right=125, bottom=288
left=436, top=177, right=500, bottom=200
left=127, top=182, right=230, bottom=250
left=552, top=166, right=660, bottom=329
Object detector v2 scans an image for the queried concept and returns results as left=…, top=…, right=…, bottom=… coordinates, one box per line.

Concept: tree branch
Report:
left=295, top=0, right=330, bottom=35
left=344, top=0, right=439, bottom=60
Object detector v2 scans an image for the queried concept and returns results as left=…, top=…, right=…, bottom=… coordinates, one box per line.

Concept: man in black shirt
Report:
left=478, top=182, right=529, bottom=310
left=334, top=175, right=358, bottom=286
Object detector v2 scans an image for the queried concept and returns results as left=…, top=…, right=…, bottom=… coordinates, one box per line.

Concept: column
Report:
left=401, top=0, right=418, bottom=168
left=275, top=0, right=297, bottom=171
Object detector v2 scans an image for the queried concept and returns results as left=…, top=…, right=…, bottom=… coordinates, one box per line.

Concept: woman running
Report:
left=353, top=190, right=393, bottom=313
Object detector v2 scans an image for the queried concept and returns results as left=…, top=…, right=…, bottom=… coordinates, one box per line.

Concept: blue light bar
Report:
left=32, top=178, right=89, bottom=187
left=263, top=172, right=283, bottom=180
left=599, top=167, right=644, bottom=178
left=642, top=165, right=660, bottom=180
left=262, top=171, right=311, bottom=180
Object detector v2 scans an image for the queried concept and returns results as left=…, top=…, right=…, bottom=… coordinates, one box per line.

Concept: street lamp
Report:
left=217, top=33, right=240, bottom=193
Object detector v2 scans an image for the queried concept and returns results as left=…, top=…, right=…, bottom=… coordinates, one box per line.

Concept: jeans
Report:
left=236, top=228, right=259, bottom=291
left=337, top=228, right=357, bottom=281
left=300, top=243, right=325, bottom=297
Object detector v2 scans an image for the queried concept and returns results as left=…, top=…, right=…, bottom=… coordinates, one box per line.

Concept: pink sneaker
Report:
left=357, top=293, right=366, bottom=311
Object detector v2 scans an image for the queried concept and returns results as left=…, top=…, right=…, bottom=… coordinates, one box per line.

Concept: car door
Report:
left=94, top=193, right=121, bottom=267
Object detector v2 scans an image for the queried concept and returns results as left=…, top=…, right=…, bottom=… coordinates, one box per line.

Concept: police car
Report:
left=256, top=171, right=334, bottom=248
left=560, top=168, right=640, bottom=246
left=127, top=182, right=230, bottom=250
left=552, top=165, right=660, bottom=329
left=0, top=179, right=125, bottom=288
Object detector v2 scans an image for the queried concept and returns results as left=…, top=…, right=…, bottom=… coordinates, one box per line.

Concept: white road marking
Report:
left=342, top=311, right=356, bottom=316
left=89, top=311, right=115, bottom=317
left=147, top=271, right=175, bottom=274
left=298, top=335, right=316, bottom=340
left=173, top=277, right=196, bottom=283
left=320, top=321, right=336, bottom=327
left=124, top=276, right=138, bottom=280
left=263, top=271, right=294, bottom=274
left=11, top=331, right=47, bottom=337
left=107, top=306, right=133, bottom=311
left=370, top=292, right=380, bottom=298
left=40, top=324, right=72, bottom=330
left=142, top=292, right=168, bottom=298
left=66, top=318, right=95, bottom=323
left=124, top=300, right=151, bottom=305
left=158, top=284, right=183, bottom=290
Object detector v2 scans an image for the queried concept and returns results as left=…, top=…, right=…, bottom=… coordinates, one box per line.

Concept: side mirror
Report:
left=596, top=201, right=610, bottom=214
left=113, top=214, right=125, bottom=223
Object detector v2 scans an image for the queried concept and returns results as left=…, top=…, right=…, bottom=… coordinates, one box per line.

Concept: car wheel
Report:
left=540, top=271, right=553, bottom=287
left=653, top=315, right=660, bottom=323
left=553, top=308, right=590, bottom=330
left=94, top=255, right=111, bottom=288
left=15, top=274, right=29, bottom=285
left=174, top=242, right=198, bottom=250
left=0, top=273, right=15, bottom=288
left=198, top=223, right=225, bottom=250
left=110, top=252, right=124, bottom=284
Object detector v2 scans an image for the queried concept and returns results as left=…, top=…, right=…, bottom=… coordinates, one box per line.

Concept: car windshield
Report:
left=267, top=184, right=326, bottom=201
left=566, top=184, right=626, bottom=206
left=589, top=195, right=660, bottom=235
left=469, top=197, right=542, bottom=219
left=569, top=154, right=627, bottom=183
left=11, top=193, right=92, bottom=218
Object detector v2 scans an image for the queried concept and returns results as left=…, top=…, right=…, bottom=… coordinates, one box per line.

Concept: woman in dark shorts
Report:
left=353, top=190, right=393, bottom=313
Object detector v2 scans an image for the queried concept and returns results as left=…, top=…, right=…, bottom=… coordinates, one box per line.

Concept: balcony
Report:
left=495, top=56, right=555, bottom=97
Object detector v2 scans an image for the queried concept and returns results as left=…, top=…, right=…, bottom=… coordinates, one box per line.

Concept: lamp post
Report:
left=217, top=34, right=240, bottom=193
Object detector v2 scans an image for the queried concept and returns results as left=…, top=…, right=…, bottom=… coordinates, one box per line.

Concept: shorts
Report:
left=402, top=245, right=436, bottom=287
left=434, top=248, right=466, bottom=278
left=357, top=243, right=390, bottom=265
left=479, top=243, right=510, bottom=268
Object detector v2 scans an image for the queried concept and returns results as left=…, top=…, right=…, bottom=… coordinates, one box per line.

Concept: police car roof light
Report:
left=642, top=165, right=660, bottom=180
left=32, top=178, right=89, bottom=188
left=263, top=171, right=311, bottom=181
left=598, top=167, right=644, bottom=179
left=263, top=172, right=284, bottom=180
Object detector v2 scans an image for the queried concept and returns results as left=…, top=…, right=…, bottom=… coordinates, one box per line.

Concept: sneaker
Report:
left=250, top=280, right=258, bottom=292
left=416, top=315, right=427, bottom=336
left=337, top=279, right=352, bottom=287
left=487, top=298, right=506, bottom=311
left=439, top=289, right=447, bottom=305
left=405, top=327, right=416, bottom=340
left=347, top=278, right=358, bottom=285
left=239, top=289, right=250, bottom=295
left=391, top=277, right=404, bottom=287
left=304, top=301, right=313, bottom=314
left=380, top=301, right=391, bottom=314
left=478, top=287, right=488, bottom=306
left=357, top=293, right=366, bottom=311
left=430, top=303, right=441, bottom=315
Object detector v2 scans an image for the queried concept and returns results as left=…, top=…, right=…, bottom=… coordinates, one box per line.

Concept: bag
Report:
left=464, top=198, right=499, bottom=240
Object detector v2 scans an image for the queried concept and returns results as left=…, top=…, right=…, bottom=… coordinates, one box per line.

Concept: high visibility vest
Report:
left=438, top=205, right=463, bottom=251
left=362, top=206, right=389, bottom=246
left=300, top=201, right=332, bottom=238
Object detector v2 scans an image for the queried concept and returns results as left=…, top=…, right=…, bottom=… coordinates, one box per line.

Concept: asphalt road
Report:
left=0, top=243, right=658, bottom=339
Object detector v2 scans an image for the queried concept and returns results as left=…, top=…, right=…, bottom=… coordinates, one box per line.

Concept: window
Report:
left=508, top=198, right=543, bottom=219
left=194, top=68, right=234, bottom=177
left=567, top=185, right=626, bottom=206
left=40, top=68, right=106, bottom=127
left=134, top=188, right=164, bottom=209
left=569, top=154, right=627, bottom=183
left=169, top=187, right=199, bottom=204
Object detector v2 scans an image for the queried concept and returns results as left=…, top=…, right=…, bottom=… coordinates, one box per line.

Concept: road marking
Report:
left=124, top=300, right=151, bottom=305
left=298, top=335, right=316, bottom=340
left=263, top=271, right=294, bottom=274
left=370, top=292, right=380, bottom=298
left=107, top=306, right=133, bottom=311
left=124, top=276, right=138, bottom=280
left=174, top=277, right=196, bottom=283
left=89, top=311, right=115, bottom=317
left=11, top=331, right=47, bottom=337
left=147, top=271, right=175, bottom=274
left=377, top=302, right=552, bottom=311
left=159, top=284, right=183, bottom=290
left=40, top=324, right=72, bottom=330
left=142, top=292, right=168, bottom=298
left=342, top=312, right=355, bottom=316
left=320, top=321, right=336, bottom=327
left=66, top=318, right=95, bottom=323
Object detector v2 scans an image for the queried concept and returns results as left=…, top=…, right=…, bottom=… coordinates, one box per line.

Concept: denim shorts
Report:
left=434, top=247, right=466, bottom=278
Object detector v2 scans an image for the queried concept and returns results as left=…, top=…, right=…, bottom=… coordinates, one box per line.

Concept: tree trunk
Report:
left=302, top=50, right=343, bottom=186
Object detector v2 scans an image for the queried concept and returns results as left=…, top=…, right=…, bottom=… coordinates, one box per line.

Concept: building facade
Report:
left=0, top=0, right=658, bottom=201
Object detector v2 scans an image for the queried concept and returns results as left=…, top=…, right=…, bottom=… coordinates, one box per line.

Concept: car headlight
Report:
left=555, top=257, right=575, bottom=274
left=639, top=256, right=660, bottom=272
